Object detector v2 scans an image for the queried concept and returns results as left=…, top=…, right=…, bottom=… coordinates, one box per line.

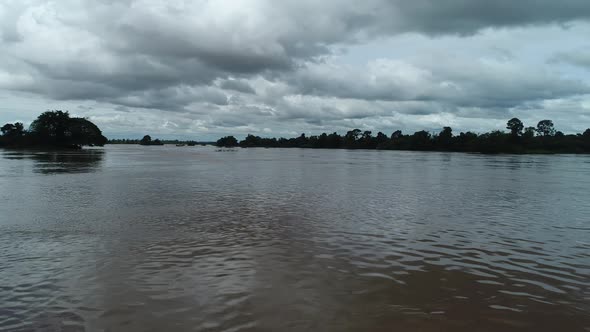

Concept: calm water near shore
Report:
left=0, top=145, right=589, bottom=331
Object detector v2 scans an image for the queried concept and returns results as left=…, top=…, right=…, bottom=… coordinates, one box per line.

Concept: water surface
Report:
left=1, top=146, right=589, bottom=331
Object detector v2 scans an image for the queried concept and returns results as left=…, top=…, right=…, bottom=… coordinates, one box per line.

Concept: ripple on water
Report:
left=1, top=147, right=590, bottom=331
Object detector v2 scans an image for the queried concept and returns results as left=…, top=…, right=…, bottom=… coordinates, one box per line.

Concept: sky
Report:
left=1, top=0, right=590, bottom=140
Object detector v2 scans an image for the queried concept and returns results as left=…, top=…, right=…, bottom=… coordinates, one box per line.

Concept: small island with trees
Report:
left=139, top=135, right=164, bottom=146
left=0, top=111, right=107, bottom=149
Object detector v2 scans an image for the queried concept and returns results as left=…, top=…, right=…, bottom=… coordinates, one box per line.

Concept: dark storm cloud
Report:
left=109, top=24, right=295, bottom=73
left=4, top=0, right=590, bottom=97
left=1, top=0, right=590, bottom=135
left=385, top=0, right=590, bottom=35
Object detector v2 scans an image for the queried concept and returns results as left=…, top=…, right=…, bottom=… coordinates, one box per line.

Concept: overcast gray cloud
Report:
left=1, top=0, right=590, bottom=139
left=551, top=49, right=590, bottom=70
left=289, top=57, right=589, bottom=108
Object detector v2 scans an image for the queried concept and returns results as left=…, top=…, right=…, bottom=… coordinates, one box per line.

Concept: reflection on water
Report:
left=0, top=146, right=589, bottom=331
left=0, top=149, right=104, bottom=175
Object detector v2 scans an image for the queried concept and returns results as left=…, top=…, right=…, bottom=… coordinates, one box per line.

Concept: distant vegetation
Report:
left=139, top=135, right=164, bottom=146
left=108, top=137, right=205, bottom=146
left=5, top=114, right=587, bottom=154
left=0, top=111, right=107, bottom=149
left=217, top=118, right=590, bottom=154
left=216, top=136, right=239, bottom=147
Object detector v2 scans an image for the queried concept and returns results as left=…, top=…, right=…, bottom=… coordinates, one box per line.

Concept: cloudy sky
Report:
left=1, top=0, right=590, bottom=140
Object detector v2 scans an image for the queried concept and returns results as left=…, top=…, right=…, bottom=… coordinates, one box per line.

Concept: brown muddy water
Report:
left=0, top=145, right=589, bottom=331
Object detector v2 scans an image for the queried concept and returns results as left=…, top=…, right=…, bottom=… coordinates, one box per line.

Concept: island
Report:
left=139, top=135, right=164, bottom=146
left=0, top=111, right=107, bottom=149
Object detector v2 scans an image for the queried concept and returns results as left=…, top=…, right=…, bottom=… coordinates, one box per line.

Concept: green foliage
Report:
left=1, top=111, right=107, bottom=148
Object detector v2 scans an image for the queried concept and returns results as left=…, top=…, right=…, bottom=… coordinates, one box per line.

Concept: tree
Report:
left=506, top=118, right=524, bottom=137
left=523, top=126, right=536, bottom=139
left=391, top=130, right=403, bottom=140
left=456, top=131, right=478, bottom=150
left=410, top=130, right=432, bottom=150
left=326, top=132, right=342, bottom=148
left=437, top=127, right=453, bottom=148
left=0, top=124, right=12, bottom=136
left=344, top=129, right=362, bottom=148
left=217, top=136, right=238, bottom=147
left=375, top=132, right=388, bottom=146
left=29, top=110, right=71, bottom=143
left=68, top=118, right=107, bottom=146
left=536, top=120, right=556, bottom=137
left=345, top=129, right=361, bottom=141
left=1, top=122, right=25, bottom=137
left=583, top=129, right=590, bottom=147
left=240, top=134, right=262, bottom=147
left=29, top=111, right=107, bottom=147
left=295, top=133, right=307, bottom=146
left=140, top=135, right=152, bottom=145
left=346, top=129, right=361, bottom=141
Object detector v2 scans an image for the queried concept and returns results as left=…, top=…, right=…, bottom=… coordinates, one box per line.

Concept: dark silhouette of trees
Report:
left=523, top=126, right=536, bottom=139
left=375, top=132, right=388, bottom=148
left=68, top=118, right=108, bottom=147
left=1, top=122, right=26, bottom=145
left=507, top=118, right=524, bottom=137
left=1, top=122, right=25, bottom=137
left=140, top=135, right=152, bottom=145
left=342, top=129, right=359, bottom=148
left=217, top=136, right=238, bottom=147
left=111, top=138, right=198, bottom=145
left=211, top=119, right=589, bottom=154
left=436, top=126, right=453, bottom=149
left=1, top=111, right=106, bottom=148
left=30, top=111, right=71, bottom=144
left=139, top=135, right=164, bottom=146
left=536, top=120, right=556, bottom=137
left=410, top=130, right=433, bottom=150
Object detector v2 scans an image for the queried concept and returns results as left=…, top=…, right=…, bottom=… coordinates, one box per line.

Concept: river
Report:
left=1, top=146, right=589, bottom=331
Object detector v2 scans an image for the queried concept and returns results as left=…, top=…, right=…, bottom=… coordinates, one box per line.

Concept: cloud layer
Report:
left=1, top=0, right=590, bottom=138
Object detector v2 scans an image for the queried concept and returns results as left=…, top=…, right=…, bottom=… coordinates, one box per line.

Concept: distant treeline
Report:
left=216, top=119, right=590, bottom=154
left=1, top=111, right=107, bottom=149
left=108, top=136, right=211, bottom=146
left=5, top=114, right=589, bottom=154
